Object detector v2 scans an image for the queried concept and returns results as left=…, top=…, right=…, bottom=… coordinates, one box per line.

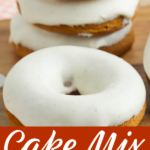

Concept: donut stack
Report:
left=9, top=0, right=139, bottom=57
left=4, top=0, right=147, bottom=127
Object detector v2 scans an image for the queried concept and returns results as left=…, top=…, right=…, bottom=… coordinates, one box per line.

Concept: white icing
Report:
left=144, top=34, right=150, bottom=79
left=3, top=46, right=146, bottom=126
left=18, top=0, right=139, bottom=25
left=10, top=13, right=132, bottom=51
left=122, top=18, right=129, bottom=27
left=0, top=74, right=5, bottom=88
left=78, top=33, right=93, bottom=37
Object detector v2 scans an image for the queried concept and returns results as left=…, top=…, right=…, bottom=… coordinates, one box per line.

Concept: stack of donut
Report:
left=4, top=0, right=147, bottom=127
left=9, top=0, right=139, bottom=57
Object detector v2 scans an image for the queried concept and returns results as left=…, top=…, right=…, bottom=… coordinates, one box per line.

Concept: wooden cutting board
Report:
left=0, top=6, right=150, bottom=126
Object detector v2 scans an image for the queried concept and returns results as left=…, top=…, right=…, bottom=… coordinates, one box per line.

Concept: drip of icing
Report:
left=78, top=33, right=93, bottom=37
left=3, top=46, right=146, bottom=126
left=18, top=0, right=139, bottom=25
left=0, top=74, right=5, bottom=88
left=10, top=13, right=133, bottom=51
left=122, top=18, right=129, bottom=27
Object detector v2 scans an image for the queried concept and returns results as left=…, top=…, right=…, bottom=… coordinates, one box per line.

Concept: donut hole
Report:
left=66, top=90, right=81, bottom=95
left=63, top=80, right=81, bottom=95
left=64, top=81, right=72, bottom=87
left=58, top=56, right=120, bottom=95
left=35, top=50, right=121, bottom=96
left=62, top=68, right=118, bottom=96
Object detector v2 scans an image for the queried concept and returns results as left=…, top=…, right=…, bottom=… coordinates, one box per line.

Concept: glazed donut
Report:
left=17, top=0, right=139, bottom=35
left=144, top=35, right=150, bottom=80
left=3, top=46, right=146, bottom=126
left=10, top=13, right=134, bottom=57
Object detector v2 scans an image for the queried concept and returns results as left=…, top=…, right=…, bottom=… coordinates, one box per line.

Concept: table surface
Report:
left=0, top=6, right=150, bottom=126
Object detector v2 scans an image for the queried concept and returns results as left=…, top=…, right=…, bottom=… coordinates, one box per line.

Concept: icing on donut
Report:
left=3, top=46, right=146, bottom=126
left=10, top=13, right=133, bottom=51
left=144, top=34, right=150, bottom=79
left=17, top=0, right=139, bottom=25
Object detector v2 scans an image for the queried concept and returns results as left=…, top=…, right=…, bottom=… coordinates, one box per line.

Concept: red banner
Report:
left=0, top=127, right=148, bottom=150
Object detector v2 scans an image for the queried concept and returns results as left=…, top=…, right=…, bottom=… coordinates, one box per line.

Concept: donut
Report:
left=3, top=46, right=146, bottom=126
left=10, top=13, right=134, bottom=57
left=17, top=0, right=139, bottom=35
left=144, top=35, right=150, bottom=80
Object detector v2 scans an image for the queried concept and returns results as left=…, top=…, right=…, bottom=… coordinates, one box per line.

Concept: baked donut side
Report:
left=100, top=28, right=134, bottom=55
left=5, top=107, right=24, bottom=126
left=5, top=102, right=146, bottom=127
left=11, top=43, right=32, bottom=57
left=11, top=28, right=134, bottom=57
left=34, top=17, right=125, bottom=36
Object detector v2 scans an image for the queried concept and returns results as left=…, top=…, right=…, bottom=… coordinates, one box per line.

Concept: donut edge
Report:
left=17, top=2, right=129, bottom=36
left=34, top=17, right=125, bottom=36
left=4, top=102, right=146, bottom=127
left=11, top=27, right=134, bottom=57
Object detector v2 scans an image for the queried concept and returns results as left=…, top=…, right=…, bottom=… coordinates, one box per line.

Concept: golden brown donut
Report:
left=34, top=17, right=125, bottom=36
left=5, top=102, right=146, bottom=127
left=17, top=2, right=132, bottom=36
left=11, top=27, right=134, bottom=57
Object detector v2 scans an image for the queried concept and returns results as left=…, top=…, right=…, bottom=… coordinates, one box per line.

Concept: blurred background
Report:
left=0, top=0, right=17, bottom=20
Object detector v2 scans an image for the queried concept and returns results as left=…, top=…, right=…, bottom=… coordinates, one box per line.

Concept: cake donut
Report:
left=10, top=13, right=134, bottom=57
left=17, top=0, right=139, bottom=36
left=3, top=46, right=146, bottom=126
left=144, top=35, right=150, bottom=80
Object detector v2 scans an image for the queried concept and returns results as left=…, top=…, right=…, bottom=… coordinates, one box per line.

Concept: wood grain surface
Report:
left=0, top=6, right=150, bottom=126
